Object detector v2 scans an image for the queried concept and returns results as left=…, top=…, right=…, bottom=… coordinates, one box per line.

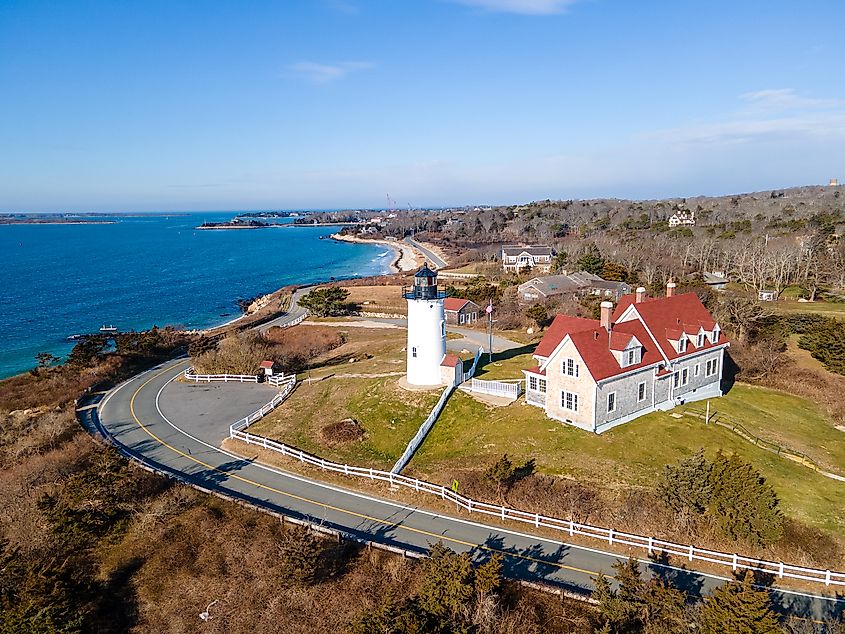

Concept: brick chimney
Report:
left=666, top=280, right=676, bottom=298
left=635, top=287, right=646, bottom=303
left=600, top=301, right=613, bottom=330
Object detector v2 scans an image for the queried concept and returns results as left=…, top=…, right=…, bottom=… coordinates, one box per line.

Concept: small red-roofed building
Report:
left=440, top=354, right=464, bottom=386
left=523, top=282, right=729, bottom=433
left=259, top=360, right=277, bottom=376
left=443, top=297, right=480, bottom=325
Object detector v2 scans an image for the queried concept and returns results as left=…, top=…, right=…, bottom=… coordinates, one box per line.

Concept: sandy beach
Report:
left=330, top=233, right=420, bottom=272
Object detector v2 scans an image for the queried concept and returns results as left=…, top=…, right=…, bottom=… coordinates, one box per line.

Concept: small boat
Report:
left=67, top=334, right=83, bottom=341
left=99, top=325, right=118, bottom=333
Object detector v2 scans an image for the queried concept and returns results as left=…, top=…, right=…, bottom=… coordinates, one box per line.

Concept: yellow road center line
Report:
left=126, top=365, right=599, bottom=579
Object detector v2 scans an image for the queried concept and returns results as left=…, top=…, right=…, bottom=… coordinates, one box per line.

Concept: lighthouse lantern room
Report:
left=404, top=264, right=447, bottom=386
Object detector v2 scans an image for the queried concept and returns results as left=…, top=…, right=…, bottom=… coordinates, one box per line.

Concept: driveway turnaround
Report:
left=93, top=358, right=844, bottom=622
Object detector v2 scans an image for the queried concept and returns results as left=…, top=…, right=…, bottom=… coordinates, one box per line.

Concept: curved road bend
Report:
left=93, top=358, right=843, bottom=621
left=406, top=237, right=447, bottom=270
left=258, top=287, right=311, bottom=334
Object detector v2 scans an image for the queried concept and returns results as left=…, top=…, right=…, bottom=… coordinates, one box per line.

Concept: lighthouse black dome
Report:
left=404, top=263, right=446, bottom=300
left=414, top=263, right=437, bottom=278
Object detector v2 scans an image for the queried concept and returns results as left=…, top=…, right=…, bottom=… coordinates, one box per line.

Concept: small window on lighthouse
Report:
left=441, top=322, right=446, bottom=337
left=412, top=347, right=417, bottom=358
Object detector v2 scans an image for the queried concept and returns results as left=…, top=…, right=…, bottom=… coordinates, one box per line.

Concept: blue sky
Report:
left=1, top=0, right=843, bottom=211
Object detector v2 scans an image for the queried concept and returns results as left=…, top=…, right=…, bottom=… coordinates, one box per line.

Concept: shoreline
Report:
left=330, top=233, right=419, bottom=273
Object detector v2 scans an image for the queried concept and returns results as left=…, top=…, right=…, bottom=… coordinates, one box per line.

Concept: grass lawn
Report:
left=303, top=324, right=407, bottom=378
left=472, top=349, right=537, bottom=380
left=772, top=301, right=845, bottom=320
left=408, top=385, right=845, bottom=535
left=249, top=376, right=441, bottom=471
left=709, top=383, right=845, bottom=474
left=343, top=285, right=407, bottom=316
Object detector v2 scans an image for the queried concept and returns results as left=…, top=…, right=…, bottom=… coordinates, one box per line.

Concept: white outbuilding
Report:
left=405, top=264, right=448, bottom=386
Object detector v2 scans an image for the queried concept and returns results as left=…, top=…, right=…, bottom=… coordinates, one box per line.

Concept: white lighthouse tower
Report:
left=405, top=264, right=447, bottom=386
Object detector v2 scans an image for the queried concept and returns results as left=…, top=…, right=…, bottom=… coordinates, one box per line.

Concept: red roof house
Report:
left=523, top=281, right=728, bottom=433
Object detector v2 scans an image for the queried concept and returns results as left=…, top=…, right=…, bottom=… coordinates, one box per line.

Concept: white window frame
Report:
left=681, top=368, right=689, bottom=386
left=678, top=337, right=687, bottom=353
left=412, top=347, right=417, bottom=358
left=561, top=391, right=578, bottom=412
left=607, top=391, right=617, bottom=413
left=637, top=381, right=646, bottom=402
left=697, top=333, right=705, bottom=348
left=626, top=349, right=635, bottom=366
left=563, top=358, right=579, bottom=377
left=529, top=376, right=538, bottom=391
left=538, top=378, right=547, bottom=393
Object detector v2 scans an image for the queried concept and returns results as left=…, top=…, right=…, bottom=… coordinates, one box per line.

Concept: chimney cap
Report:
left=600, top=301, right=614, bottom=309
left=666, top=281, right=677, bottom=288
left=636, top=286, right=646, bottom=293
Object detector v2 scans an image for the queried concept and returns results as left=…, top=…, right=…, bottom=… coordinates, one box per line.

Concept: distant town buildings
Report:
left=830, top=178, right=840, bottom=187
left=518, top=271, right=630, bottom=303
left=668, top=209, right=696, bottom=228
left=523, top=282, right=728, bottom=433
left=501, top=245, right=555, bottom=273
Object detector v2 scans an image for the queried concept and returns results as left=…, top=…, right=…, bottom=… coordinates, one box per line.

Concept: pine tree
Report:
left=698, top=570, right=781, bottom=634
left=657, top=449, right=713, bottom=515
left=708, top=452, right=783, bottom=546
left=417, top=543, right=475, bottom=622
left=277, top=526, right=321, bottom=587
left=473, top=553, right=502, bottom=599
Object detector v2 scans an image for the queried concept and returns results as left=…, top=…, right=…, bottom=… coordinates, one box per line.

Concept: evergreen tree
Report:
left=698, top=570, right=780, bottom=634
left=708, top=452, right=783, bottom=546
left=417, top=543, right=476, bottom=623
left=484, top=454, right=517, bottom=498
left=298, top=286, right=351, bottom=317
left=278, top=526, right=321, bottom=587
left=593, top=559, right=693, bottom=634
left=525, top=304, right=549, bottom=329
left=577, top=245, right=605, bottom=275
left=657, top=448, right=713, bottom=515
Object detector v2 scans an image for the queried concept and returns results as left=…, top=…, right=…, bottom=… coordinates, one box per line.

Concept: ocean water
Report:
left=0, top=213, right=393, bottom=378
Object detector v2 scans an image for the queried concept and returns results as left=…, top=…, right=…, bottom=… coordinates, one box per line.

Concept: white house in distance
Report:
left=405, top=264, right=462, bottom=387
left=523, top=282, right=729, bottom=433
left=501, top=245, right=555, bottom=273
left=668, top=209, right=696, bottom=228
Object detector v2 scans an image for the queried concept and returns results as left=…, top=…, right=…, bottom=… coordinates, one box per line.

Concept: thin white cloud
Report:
left=642, top=90, right=845, bottom=147
left=451, top=0, right=580, bottom=15
left=286, top=61, right=373, bottom=84
left=740, top=88, right=842, bottom=111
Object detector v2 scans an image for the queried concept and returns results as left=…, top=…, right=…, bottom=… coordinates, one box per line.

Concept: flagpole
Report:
left=487, top=299, right=493, bottom=364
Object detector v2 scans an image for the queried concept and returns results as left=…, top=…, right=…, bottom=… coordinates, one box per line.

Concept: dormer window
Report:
left=626, top=349, right=636, bottom=366
left=697, top=333, right=705, bottom=348
left=678, top=337, right=687, bottom=353
left=711, top=326, right=720, bottom=343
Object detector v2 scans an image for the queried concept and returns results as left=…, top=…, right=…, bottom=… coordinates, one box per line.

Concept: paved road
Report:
left=258, top=286, right=311, bottom=333
left=89, top=358, right=843, bottom=622
left=406, top=237, right=447, bottom=269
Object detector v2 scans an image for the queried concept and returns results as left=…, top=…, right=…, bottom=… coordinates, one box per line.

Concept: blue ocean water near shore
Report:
left=0, top=213, right=393, bottom=378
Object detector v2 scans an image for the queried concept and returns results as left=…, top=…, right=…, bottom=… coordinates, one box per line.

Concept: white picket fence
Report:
left=230, top=375, right=297, bottom=432
left=462, top=348, right=483, bottom=383
left=229, top=423, right=845, bottom=588
left=267, top=373, right=296, bottom=387
left=184, top=368, right=259, bottom=383
left=469, top=378, right=522, bottom=400
left=391, top=385, right=455, bottom=474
